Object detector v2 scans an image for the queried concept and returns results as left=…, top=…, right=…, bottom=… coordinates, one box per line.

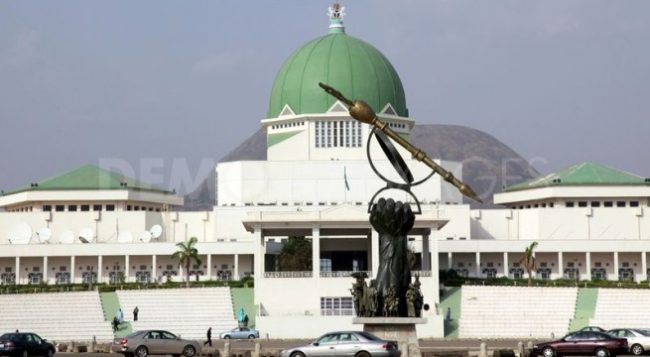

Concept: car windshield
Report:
left=358, top=332, right=382, bottom=341
left=0, top=334, right=21, bottom=341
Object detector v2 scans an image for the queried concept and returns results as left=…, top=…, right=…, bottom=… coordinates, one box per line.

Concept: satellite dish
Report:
left=150, top=225, right=163, bottom=239
left=8, top=222, right=32, bottom=244
left=140, top=231, right=152, bottom=243
left=79, top=228, right=94, bottom=243
left=36, top=227, right=52, bottom=243
left=59, top=230, right=75, bottom=244
left=117, top=231, right=133, bottom=243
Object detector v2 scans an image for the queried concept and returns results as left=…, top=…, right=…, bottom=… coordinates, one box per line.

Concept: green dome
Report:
left=267, top=31, right=408, bottom=118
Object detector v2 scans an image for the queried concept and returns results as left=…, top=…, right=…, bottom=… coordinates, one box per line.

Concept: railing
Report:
left=264, top=271, right=313, bottom=278
left=320, top=271, right=372, bottom=278
left=412, top=270, right=433, bottom=277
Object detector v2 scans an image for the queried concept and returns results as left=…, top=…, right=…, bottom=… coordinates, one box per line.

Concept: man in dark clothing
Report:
left=204, top=327, right=212, bottom=346
left=133, top=306, right=139, bottom=321
left=112, top=317, right=119, bottom=332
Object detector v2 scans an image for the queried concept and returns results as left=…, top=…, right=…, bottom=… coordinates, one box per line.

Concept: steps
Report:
left=568, top=288, right=598, bottom=332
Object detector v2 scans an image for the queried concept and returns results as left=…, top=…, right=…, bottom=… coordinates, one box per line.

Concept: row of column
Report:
left=447, top=251, right=647, bottom=281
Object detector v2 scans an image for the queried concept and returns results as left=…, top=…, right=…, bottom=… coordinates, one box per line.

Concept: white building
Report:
left=1, top=4, right=649, bottom=339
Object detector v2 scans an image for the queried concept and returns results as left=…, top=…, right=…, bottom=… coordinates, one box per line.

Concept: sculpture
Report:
left=319, top=83, right=481, bottom=318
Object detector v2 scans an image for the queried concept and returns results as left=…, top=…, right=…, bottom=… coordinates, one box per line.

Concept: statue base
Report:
left=353, top=317, right=426, bottom=357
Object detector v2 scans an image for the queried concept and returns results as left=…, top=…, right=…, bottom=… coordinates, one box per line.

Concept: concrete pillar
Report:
left=97, top=256, right=103, bottom=284
left=253, top=226, right=263, bottom=308
left=125, top=255, right=130, bottom=283
left=475, top=252, right=481, bottom=277
left=585, top=252, right=592, bottom=281
left=152, top=255, right=157, bottom=283
left=70, top=256, right=75, bottom=284
left=448, top=252, right=453, bottom=271
left=43, top=256, right=48, bottom=284
left=480, top=342, right=487, bottom=357
left=642, top=252, right=647, bottom=282
left=503, top=252, right=509, bottom=278
left=234, top=254, right=240, bottom=280
left=422, top=234, right=431, bottom=271
left=613, top=252, right=619, bottom=281
left=371, top=229, right=380, bottom=277
left=206, top=255, right=211, bottom=280
left=312, top=226, right=320, bottom=278
left=558, top=252, right=564, bottom=279
left=15, top=257, right=20, bottom=284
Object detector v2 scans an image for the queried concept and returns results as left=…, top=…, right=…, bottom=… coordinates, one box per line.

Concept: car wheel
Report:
left=135, top=345, right=148, bottom=357
left=47, top=348, right=54, bottom=357
left=595, top=347, right=609, bottom=357
left=22, top=350, right=29, bottom=357
left=248, top=335, right=256, bottom=339
left=223, top=335, right=231, bottom=339
left=355, top=352, right=371, bottom=357
left=632, top=344, right=645, bottom=356
left=542, top=347, right=555, bottom=357
left=290, top=352, right=305, bottom=357
left=182, top=345, right=196, bottom=357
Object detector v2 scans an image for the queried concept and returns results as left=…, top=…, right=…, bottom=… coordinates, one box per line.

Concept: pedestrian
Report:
left=117, top=308, right=124, bottom=324
left=133, top=306, right=139, bottom=321
left=204, top=327, right=212, bottom=347
left=112, top=317, right=119, bottom=332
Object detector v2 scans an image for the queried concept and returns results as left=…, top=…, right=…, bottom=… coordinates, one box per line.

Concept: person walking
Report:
left=204, top=327, right=212, bottom=347
left=133, top=306, right=139, bottom=321
left=117, top=308, right=124, bottom=324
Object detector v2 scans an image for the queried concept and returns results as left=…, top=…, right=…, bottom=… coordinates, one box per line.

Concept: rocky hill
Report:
left=183, top=124, right=539, bottom=210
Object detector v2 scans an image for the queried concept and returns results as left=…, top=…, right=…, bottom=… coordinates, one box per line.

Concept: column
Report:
left=447, top=252, right=453, bottom=271
left=475, top=252, right=481, bottom=277
left=43, top=256, right=48, bottom=284
left=125, top=255, right=130, bottom=283
left=371, top=229, right=380, bottom=277
left=585, top=252, right=592, bottom=281
left=15, top=257, right=20, bottom=285
left=503, top=252, right=509, bottom=278
left=98, top=256, right=103, bottom=284
left=613, top=252, right=618, bottom=281
left=422, top=234, right=431, bottom=271
left=558, top=252, right=564, bottom=279
left=312, top=226, right=320, bottom=278
left=206, top=255, right=211, bottom=280
left=152, top=255, right=157, bottom=283
left=253, top=227, right=263, bottom=309
left=234, top=254, right=240, bottom=280
left=642, top=252, right=647, bottom=283
left=70, top=256, right=75, bottom=284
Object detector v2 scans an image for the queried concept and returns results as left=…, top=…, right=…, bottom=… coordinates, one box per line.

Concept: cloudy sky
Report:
left=1, top=0, right=649, bottom=194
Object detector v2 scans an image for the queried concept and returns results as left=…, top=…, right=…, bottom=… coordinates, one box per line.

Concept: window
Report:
left=578, top=201, right=587, bottom=207
left=320, top=297, right=354, bottom=316
left=68, top=205, right=77, bottom=211
left=55, top=205, right=64, bottom=212
left=591, top=201, right=600, bottom=207
left=315, top=120, right=362, bottom=148
left=43, top=205, right=52, bottom=212
left=631, top=201, right=640, bottom=207
left=320, top=259, right=332, bottom=272
left=604, top=201, right=613, bottom=207
left=106, top=204, right=115, bottom=211
left=566, top=202, right=574, bottom=207
left=93, top=204, right=102, bottom=211
left=617, top=201, right=626, bottom=207
left=127, top=205, right=132, bottom=211
left=80, top=205, right=90, bottom=211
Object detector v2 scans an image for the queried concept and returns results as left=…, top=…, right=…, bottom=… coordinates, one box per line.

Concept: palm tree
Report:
left=520, top=241, right=538, bottom=287
left=172, top=237, right=202, bottom=288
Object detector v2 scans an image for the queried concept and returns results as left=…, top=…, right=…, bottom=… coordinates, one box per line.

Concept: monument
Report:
left=320, top=82, right=481, bottom=356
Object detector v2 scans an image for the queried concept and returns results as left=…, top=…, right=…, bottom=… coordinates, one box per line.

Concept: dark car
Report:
left=533, top=331, right=627, bottom=357
left=0, top=333, right=55, bottom=357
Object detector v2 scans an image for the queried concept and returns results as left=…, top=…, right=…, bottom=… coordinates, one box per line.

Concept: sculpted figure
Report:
left=365, top=279, right=378, bottom=317
left=413, top=274, right=424, bottom=317
left=350, top=272, right=368, bottom=316
left=370, top=198, right=415, bottom=316
left=406, top=284, right=416, bottom=317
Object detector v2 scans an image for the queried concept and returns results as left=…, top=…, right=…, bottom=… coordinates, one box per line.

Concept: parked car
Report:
left=112, top=330, right=200, bottom=357
left=0, top=332, right=55, bottom=357
left=533, top=331, right=628, bottom=357
left=607, top=329, right=650, bottom=356
left=219, top=327, right=259, bottom=339
left=280, top=331, right=400, bottom=357
left=580, top=326, right=608, bottom=333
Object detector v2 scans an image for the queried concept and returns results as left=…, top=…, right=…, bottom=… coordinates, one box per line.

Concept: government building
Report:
left=1, top=4, right=649, bottom=340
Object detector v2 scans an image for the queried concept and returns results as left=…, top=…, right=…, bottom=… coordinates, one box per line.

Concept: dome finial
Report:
left=327, top=2, right=346, bottom=34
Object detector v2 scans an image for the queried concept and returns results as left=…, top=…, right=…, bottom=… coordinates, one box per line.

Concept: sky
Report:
left=1, top=0, right=649, bottom=194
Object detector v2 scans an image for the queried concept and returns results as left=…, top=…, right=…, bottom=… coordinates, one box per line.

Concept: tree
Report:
left=172, top=237, right=202, bottom=288
left=520, top=241, right=538, bottom=287
left=278, top=236, right=312, bottom=272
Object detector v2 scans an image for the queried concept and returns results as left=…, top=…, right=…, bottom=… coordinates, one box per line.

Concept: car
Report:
left=280, top=331, right=400, bottom=357
left=0, top=332, right=55, bottom=357
left=219, top=327, right=259, bottom=339
left=533, top=331, right=628, bottom=357
left=112, top=330, right=200, bottom=357
left=608, top=329, right=650, bottom=356
left=580, top=326, right=608, bottom=333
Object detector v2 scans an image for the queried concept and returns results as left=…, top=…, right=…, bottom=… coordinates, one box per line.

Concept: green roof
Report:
left=504, top=162, right=649, bottom=192
left=267, top=26, right=407, bottom=118
left=6, top=164, right=174, bottom=195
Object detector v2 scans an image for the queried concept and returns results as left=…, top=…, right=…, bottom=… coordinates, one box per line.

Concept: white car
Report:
left=607, top=329, right=650, bottom=356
